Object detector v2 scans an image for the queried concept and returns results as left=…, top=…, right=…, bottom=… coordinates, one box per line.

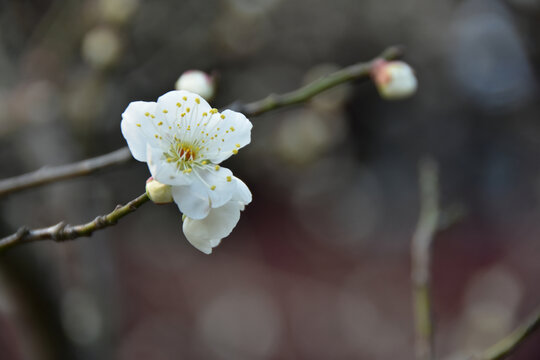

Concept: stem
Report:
left=477, top=307, right=540, bottom=360
left=240, top=45, right=403, bottom=116
left=411, top=157, right=439, bottom=360
left=0, top=46, right=403, bottom=198
left=0, top=193, right=149, bottom=252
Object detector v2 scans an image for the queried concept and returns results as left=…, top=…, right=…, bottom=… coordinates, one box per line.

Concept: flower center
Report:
left=165, top=141, right=200, bottom=172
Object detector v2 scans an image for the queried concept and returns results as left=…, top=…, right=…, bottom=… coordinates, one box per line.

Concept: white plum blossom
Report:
left=371, top=60, right=417, bottom=100
left=121, top=90, right=252, bottom=253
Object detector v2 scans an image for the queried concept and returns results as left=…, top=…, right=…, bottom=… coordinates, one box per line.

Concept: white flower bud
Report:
left=145, top=177, right=173, bottom=204
left=372, top=60, right=417, bottom=100
left=175, top=70, right=215, bottom=101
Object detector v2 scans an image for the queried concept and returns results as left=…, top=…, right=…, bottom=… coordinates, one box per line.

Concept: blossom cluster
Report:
left=121, top=90, right=252, bottom=254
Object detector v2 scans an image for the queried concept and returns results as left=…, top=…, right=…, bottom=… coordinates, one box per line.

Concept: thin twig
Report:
left=0, top=148, right=132, bottom=197
left=0, top=46, right=403, bottom=198
left=0, top=193, right=149, bottom=252
left=238, top=45, right=404, bottom=116
left=411, top=157, right=439, bottom=360
left=474, top=307, right=540, bottom=360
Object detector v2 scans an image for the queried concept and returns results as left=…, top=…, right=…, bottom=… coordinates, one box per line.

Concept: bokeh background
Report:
left=0, top=0, right=540, bottom=359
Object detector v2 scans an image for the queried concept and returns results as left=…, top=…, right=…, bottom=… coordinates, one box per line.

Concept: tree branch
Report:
left=411, top=157, right=439, bottom=360
left=0, top=148, right=132, bottom=197
left=0, top=193, right=149, bottom=252
left=0, top=46, right=403, bottom=198
left=237, top=45, right=404, bottom=116
left=475, top=306, right=540, bottom=360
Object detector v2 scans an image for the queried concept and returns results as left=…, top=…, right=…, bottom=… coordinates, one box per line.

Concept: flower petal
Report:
left=121, top=101, right=159, bottom=162
left=203, top=109, right=252, bottom=164
left=182, top=201, right=243, bottom=254
left=193, top=166, right=237, bottom=209
left=171, top=183, right=211, bottom=220
left=155, top=90, right=212, bottom=135
left=232, top=176, right=252, bottom=205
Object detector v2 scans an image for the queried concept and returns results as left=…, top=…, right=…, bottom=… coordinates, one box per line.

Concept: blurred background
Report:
left=0, top=0, right=540, bottom=359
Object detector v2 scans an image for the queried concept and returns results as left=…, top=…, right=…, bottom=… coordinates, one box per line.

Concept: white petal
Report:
left=232, top=176, right=252, bottom=205
left=171, top=166, right=237, bottom=219
left=202, top=109, right=252, bottom=164
left=182, top=201, right=243, bottom=254
left=147, top=145, right=192, bottom=186
left=171, top=184, right=211, bottom=220
left=120, top=101, right=159, bottom=162
left=155, top=90, right=212, bottom=136
left=210, top=238, right=222, bottom=247
left=193, top=166, right=236, bottom=209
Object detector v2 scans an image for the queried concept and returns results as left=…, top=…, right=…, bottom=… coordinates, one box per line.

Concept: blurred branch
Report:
left=474, top=306, right=540, bottom=360
left=0, top=148, right=132, bottom=197
left=0, top=193, right=149, bottom=252
left=238, top=45, right=404, bottom=116
left=411, top=157, right=439, bottom=360
left=0, top=46, right=403, bottom=198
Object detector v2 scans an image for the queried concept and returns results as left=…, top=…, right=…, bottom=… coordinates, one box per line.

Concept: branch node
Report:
left=94, top=215, right=109, bottom=227
left=15, top=226, right=30, bottom=240
left=52, top=222, right=68, bottom=241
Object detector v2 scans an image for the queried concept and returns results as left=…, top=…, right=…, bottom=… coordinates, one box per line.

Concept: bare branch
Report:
left=0, top=193, right=149, bottom=252
left=411, top=157, right=439, bottom=360
left=0, top=148, right=132, bottom=197
left=237, top=45, right=404, bottom=116
left=0, top=46, right=403, bottom=198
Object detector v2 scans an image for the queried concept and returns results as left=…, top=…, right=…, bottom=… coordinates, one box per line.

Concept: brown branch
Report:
left=0, top=147, right=132, bottom=197
left=0, top=193, right=149, bottom=252
left=411, top=157, right=439, bottom=360
left=0, top=46, right=403, bottom=198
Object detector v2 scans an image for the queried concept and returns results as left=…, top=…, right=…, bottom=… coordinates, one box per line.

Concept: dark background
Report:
left=0, top=0, right=539, bottom=359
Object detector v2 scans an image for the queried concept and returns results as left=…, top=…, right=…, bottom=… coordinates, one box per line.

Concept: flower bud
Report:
left=372, top=60, right=417, bottom=100
left=175, top=70, right=215, bottom=101
left=145, top=177, right=173, bottom=204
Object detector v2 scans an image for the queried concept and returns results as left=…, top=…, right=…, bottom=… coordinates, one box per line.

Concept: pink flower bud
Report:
left=372, top=60, right=417, bottom=100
